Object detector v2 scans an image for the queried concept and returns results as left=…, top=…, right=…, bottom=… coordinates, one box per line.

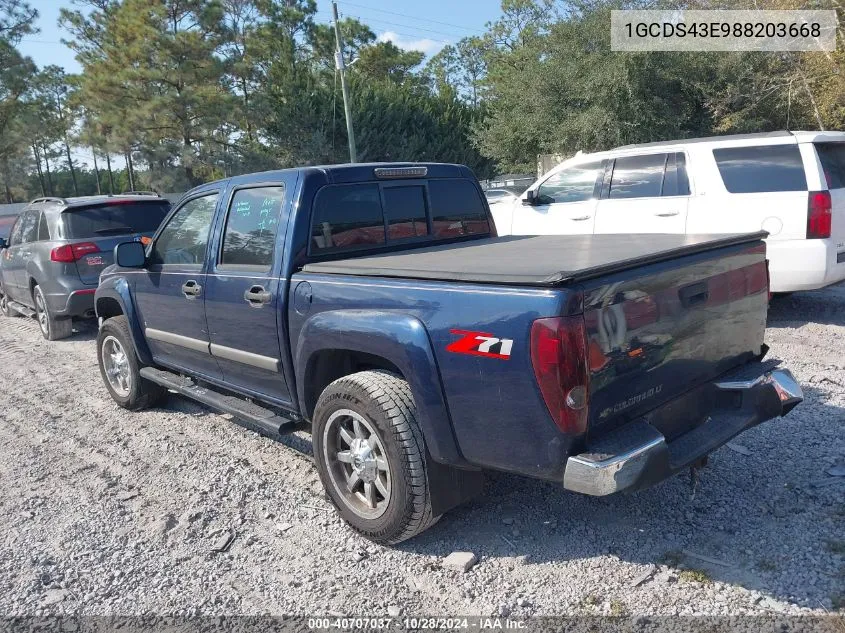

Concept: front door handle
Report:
left=181, top=280, right=202, bottom=298
left=244, top=285, right=271, bottom=307
left=655, top=211, right=680, bottom=217
left=570, top=215, right=592, bottom=221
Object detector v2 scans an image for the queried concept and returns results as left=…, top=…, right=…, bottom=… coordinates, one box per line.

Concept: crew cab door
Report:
left=203, top=182, right=294, bottom=406
left=511, top=160, right=603, bottom=235
left=594, top=152, right=690, bottom=234
left=132, top=191, right=222, bottom=378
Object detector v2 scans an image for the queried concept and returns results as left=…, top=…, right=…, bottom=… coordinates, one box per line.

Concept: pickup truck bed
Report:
left=304, top=233, right=769, bottom=286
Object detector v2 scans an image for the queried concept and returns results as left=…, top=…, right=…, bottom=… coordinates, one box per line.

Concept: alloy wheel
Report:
left=322, top=409, right=392, bottom=520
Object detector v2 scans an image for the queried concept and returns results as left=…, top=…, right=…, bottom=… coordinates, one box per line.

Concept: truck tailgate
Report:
left=582, top=239, right=769, bottom=440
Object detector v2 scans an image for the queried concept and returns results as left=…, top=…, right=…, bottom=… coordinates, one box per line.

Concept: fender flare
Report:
left=295, top=309, right=467, bottom=468
left=94, top=277, right=154, bottom=365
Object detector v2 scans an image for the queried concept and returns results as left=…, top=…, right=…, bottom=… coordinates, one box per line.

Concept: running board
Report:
left=8, top=300, right=35, bottom=318
left=139, top=367, right=298, bottom=437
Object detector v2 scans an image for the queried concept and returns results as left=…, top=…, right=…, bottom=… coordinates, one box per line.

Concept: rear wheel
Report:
left=312, top=370, right=440, bottom=544
left=97, top=315, right=166, bottom=410
left=33, top=285, right=72, bottom=340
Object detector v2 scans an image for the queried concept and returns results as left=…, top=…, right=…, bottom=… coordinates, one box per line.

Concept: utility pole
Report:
left=333, top=1, right=357, bottom=163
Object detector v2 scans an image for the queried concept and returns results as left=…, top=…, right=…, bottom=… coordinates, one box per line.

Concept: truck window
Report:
left=220, top=186, right=286, bottom=269
left=311, top=179, right=491, bottom=254
left=713, top=145, right=807, bottom=193
left=814, top=142, right=845, bottom=189
left=427, top=179, right=490, bottom=237
left=149, top=193, right=218, bottom=267
left=537, top=161, right=602, bottom=204
left=383, top=185, right=428, bottom=240
left=311, top=184, right=385, bottom=253
left=608, top=154, right=668, bottom=199
left=62, top=201, right=170, bottom=238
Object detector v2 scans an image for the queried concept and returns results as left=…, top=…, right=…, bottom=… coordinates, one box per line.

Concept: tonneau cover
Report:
left=303, top=233, right=767, bottom=286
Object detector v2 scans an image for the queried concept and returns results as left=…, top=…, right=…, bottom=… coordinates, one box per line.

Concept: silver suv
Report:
left=0, top=193, right=170, bottom=340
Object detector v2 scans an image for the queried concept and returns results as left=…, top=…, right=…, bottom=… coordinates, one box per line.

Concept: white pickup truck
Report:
left=492, top=131, right=845, bottom=293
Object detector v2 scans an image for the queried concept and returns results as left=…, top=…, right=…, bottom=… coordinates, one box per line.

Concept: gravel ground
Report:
left=0, top=285, right=842, bottom=618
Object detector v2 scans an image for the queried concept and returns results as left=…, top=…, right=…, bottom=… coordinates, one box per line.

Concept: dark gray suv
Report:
left=0, top=194, right=171, bottom=340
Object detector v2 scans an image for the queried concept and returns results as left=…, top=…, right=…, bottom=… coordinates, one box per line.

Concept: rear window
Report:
left=713, top=145, right=807, bottom=193
left=428, top=180, right=490, bottom=238
left=815, top=143, right=845, bottom=189
left=310, top=179, right=489, bottom=254
left=63, top=201, right=170, bottom=239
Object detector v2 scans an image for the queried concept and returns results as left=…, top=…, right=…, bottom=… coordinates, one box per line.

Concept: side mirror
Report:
left=523, top=189, right=538, bottom=206
left=115, top=241, right=146, bottom=268
left=0, top=237, right=7, bottom=250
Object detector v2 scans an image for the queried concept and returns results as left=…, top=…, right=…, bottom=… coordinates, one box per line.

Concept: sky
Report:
left=18, top=0, right=505, bottom=74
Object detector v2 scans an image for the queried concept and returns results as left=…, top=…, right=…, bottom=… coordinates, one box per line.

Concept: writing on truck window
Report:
left=221, top=186, right=286, bottom=268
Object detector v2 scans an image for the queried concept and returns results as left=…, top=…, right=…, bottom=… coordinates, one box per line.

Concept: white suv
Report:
left=492, top=131, right=845, bottom=292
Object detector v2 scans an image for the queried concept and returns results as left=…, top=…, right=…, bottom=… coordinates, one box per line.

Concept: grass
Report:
left=609, top=599, right=629, bottom=617
left=825, top=539, right=845, bottom=555
left=679, top=568, right=713, bottom=584
left=580, top=594, right=600, bottom=609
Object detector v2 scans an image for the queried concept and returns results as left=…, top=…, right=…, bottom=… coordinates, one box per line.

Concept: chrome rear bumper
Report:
left=563, top=368, right=803, bottom=496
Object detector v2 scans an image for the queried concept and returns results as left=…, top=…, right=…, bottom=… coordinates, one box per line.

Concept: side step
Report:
left=139, top=367, right=298, bottom=437
left=8, top=300, right=36, bottom=318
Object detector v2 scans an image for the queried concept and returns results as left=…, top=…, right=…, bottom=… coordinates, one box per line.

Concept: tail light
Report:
left=807, top=191, right=832, bottom=239
left=50, top=242, right=99, bottom=263
left=530, top=315, right=590, bottom=435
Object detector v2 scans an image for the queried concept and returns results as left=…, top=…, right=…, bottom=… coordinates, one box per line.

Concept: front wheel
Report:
left=97, top=315, right=166, bottom=410
left=312, top=370, right=440, bottom=544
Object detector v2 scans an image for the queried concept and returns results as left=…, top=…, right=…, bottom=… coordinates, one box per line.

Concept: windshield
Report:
left=62, top=201, right=170, bottom=239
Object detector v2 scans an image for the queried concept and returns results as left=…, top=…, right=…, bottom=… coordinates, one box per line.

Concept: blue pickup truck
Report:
left=94, top=163, right=803, bottom=544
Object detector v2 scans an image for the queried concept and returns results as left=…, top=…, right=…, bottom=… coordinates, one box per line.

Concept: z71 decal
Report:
left=446, top=329, right=513, bottom=360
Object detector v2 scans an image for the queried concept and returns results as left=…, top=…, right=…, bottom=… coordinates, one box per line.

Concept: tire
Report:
left=97, top=315, right=166, bottom=410
left=0, top=286, right=19, bottom=317
left=312, top=370, right=440, bottom=544
left=33, top=285, right=72, bottom=340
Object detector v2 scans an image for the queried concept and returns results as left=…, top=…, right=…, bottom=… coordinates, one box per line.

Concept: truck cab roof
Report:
left=184, top=163, right=477, bottom=197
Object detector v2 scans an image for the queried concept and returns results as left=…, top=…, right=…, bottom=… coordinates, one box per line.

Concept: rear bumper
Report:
left=766, top=238, right=845, bottom=292
left=60, top=288, right=96, bottom=317
left=562, top=366, right=802, bottom=496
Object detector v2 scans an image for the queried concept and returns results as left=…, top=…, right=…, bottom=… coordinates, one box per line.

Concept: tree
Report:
left=65, top=0, right=232, bottom=188
left=0, top=0, right=37, bottom=201
left=354, top=41, right=425, bottom=85
left=425, top=36, right=488, bottom=105
left=475, top=0, right=711, bottom=171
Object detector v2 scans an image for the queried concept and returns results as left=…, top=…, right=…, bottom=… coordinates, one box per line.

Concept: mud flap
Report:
left=425, top=450, right=484, bottom=516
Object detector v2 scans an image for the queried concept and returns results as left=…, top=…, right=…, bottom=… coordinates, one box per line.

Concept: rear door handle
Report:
left=181, top=280, right=202, bottom=298
left=244, top=285, right=271, bottom=307
left=654, top=211, right=680, bottom=217
left=570, top=215, right=592, bottom=221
